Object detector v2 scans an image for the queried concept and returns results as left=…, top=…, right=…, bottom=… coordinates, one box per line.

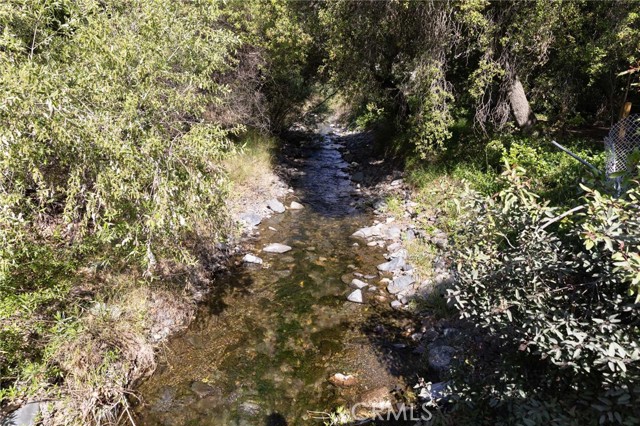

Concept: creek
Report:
left=134, top=128, right=423, bottom=425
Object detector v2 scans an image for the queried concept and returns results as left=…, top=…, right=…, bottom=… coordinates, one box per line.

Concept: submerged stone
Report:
left=263, top=243, right=292, bottom=253
left=242, top=253, right=263, bottom=264
left=289, top=201, right=304, bottom=210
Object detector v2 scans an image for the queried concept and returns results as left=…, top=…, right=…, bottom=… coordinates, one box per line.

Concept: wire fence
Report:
left=605, top=114, right=640, bottom=177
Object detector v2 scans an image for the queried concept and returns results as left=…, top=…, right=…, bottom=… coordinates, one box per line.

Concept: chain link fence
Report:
left=605, top=114, right=640, bottom=177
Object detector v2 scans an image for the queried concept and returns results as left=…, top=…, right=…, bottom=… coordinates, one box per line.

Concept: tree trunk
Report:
left=508, top=77, right=537, bottom=129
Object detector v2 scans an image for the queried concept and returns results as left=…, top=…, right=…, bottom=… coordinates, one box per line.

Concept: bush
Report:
left=446, top=166, right=640, bottom=424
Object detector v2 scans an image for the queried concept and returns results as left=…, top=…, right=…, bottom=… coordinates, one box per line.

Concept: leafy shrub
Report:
left=446, top=166, right=640, bottom=424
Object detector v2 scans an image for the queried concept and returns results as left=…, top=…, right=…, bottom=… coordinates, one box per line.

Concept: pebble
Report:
left=350, top=279, right=368, bottom=289
left=289, top=201, right=304, bottom=210
left=262, top=243, right=292, bottom=253
left=347, top=289, right=364, bottom=303
left=242, top=254, right=263, bottom=264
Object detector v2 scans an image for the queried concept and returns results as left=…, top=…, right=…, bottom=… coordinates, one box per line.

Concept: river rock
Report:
left=355, top=387, right=394, bottom=411
left=347, top=289, right=363, bottom=303
left=263, top=243, right=292, bottom=253
left=190, top=381, right=216, bottom=398
left=352, top=225, right=383, bottom=239
left=267, top=199, right=285, bottom=213
left=390, top=300, right=403, bottom=309
left=352, top=171, right=364, bottom=183
left=4, top=402, right=42, bottom=426
left=388, top=275, right=414, bottom=294
left=239, top=213, right=262, bottom=227
left=350, top=279, right=368, bottom=289
left=328, top=373, right=357, bottom=388
left=238, top=401, right=262, bottom=417
left=384, top=225, right=402, bottom=240
left=242, top=254, right=263, bottom=264
left=377, top=256, right=405, bottom=272
left=289, top=201, right=304, bottom=210
left=428, top=345, right=456, bottom=371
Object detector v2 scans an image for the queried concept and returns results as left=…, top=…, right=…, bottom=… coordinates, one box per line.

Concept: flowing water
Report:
left=134, top=129, right=421, bottom=426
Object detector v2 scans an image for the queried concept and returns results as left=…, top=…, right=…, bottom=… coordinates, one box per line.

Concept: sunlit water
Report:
left=134, top=130, right=421, bottom=426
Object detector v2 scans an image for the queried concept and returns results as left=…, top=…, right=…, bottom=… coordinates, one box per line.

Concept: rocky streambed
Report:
left=132, top=126, right=460, bottom=425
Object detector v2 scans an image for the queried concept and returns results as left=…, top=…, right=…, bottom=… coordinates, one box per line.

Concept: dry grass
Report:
left=44, top=280, right=194, bottom=426
left=223, top=131, right=284, bottom=221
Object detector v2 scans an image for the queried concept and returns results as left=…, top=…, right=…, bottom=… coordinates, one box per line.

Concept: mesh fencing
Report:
left=605, top=114, right=640, bottom=176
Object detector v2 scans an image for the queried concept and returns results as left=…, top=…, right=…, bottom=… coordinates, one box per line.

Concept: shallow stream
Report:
left=134, top=129, right=422, bottom=425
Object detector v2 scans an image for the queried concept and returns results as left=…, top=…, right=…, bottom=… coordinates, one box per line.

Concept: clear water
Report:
left=134, top=130, right=423, bottom=426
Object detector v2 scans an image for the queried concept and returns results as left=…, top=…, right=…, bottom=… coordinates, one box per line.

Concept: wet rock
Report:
left=355, top=387, right=394, bottom=411
left=328, top=373, right=357, bottom=388
left=289, top=201, right=304, bottom=210
left=352, top=171, right=364, bottom=183
left=242, top=254, right=263, bottom=264
left=377, top=256, right=405, bottom=272
left=387, top=275, right=415, bottom=294
left=428, top=345, right=456, bottom=371
left=190, top=381, right=216, bottom=398
left=238, top=401, right=262, bottom=417
left=263, top=243, right=292, bottom=253
left=239, top=213, right=262, bottom=227
left=350, top=279, right=368, bottom=289
left=347, top=289, right=363, bottom=304
left=4, top=402, right=42, bottom=426
left=267, top=199, right=285, bottom=213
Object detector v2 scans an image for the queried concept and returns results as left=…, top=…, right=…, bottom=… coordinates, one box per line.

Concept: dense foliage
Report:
left=444, top=166, right=640, bottom=424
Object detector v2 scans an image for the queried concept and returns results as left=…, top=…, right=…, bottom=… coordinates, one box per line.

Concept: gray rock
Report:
left=377, top=256, right=405, bottom=272
left=352, top=171, right=364, bottom=183
left=262, top=243, right=292, bottom=253
left=352, top=225, right=383, bottom=239
left=289, top=201, right=304, bottom=210
left=190, top=381, right=216, bottom=398
left=384, top=225, right=402, bottom=240
left=267, top=199, right=285, bottom=213
left=387, top=242, right=402, bottom=252
left=388, top=249, right=407, bottom=259
left=405, top=229, right=416, bottom=242
left=238, top=401, right=262, bottom=417
left=355, top=387, right=394, bottom=411
left=347, top=289, right=364, bottom=304
left=242, top=254, right=263, bottom=264
left=428, top=345, right=456, bottom=371
left=3, top=402, right=41, bottom=426
left=387, top=275, right=415, bottom=294
left=390, top=178, right=404, bottom=187
left=390, top=300, right=403, bottom=309
left=239, top=213, right=262, bottom=227
left=350, top=279, right=368, bottom=289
